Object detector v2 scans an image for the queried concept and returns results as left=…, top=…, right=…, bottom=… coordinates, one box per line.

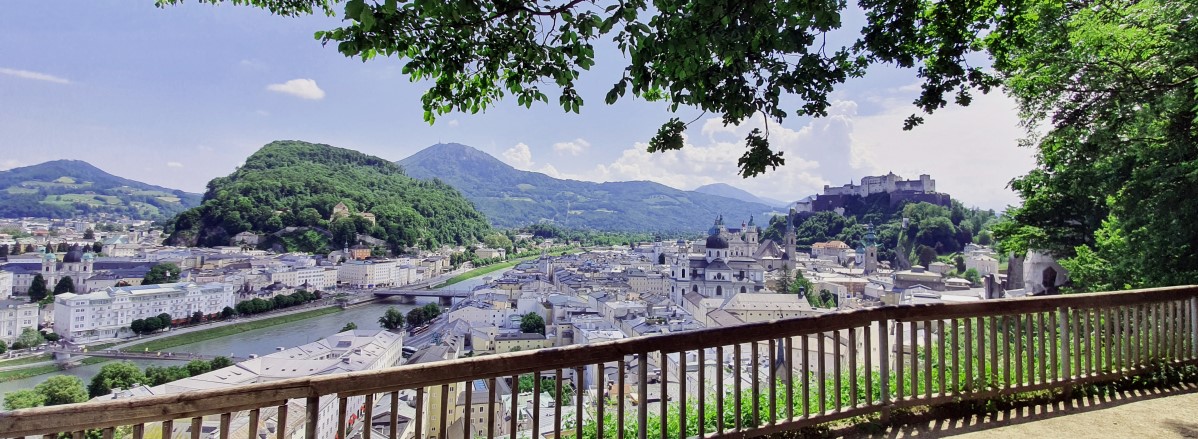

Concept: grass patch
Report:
left=122, top=307, right=342, bottom=352
left=0, top=310, right=340, bottom=383
left=437, top=247, right=578, bottom=288
left=0, top=364, right=60, bottom=383
left=5, top=186, right=38, bottom=195
left=0, top=353, right=51, bottom=368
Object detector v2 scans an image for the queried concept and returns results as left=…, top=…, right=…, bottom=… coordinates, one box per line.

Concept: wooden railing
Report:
left=3, top=286, right=1197, bottom=439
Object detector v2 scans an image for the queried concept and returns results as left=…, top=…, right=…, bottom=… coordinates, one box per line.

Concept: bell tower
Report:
left=784, top=208, right=797, bottom=270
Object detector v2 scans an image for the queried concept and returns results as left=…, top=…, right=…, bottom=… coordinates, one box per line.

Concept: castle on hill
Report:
left=796, top=172, right=950, bottom=213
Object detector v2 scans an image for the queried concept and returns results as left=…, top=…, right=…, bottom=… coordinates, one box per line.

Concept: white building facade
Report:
left=337, top=259, right=398, bottom=288
left=53, top=282, right=235, bottom=342
left=0, top=270, right=39, bottom=342
left=269, top=266, right=338, bottom=291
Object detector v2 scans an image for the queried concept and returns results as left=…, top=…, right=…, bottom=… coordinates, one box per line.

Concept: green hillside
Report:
left=397, top=143, right=778, bottom=232
left=0, top=160, right=201, bottom=220
left=165, top=141, right=491, bottom=251
left=760, top=194, right=998, bottom=269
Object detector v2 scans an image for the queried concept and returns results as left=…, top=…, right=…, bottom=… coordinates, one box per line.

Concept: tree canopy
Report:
left=379, top=307, right=405, bottom=330
left=142, top=262, right=182, bottom=285
left=35, top=376, right=90, bottom=406
left=156, top=0, right=1025, bottom=178
left=520, top=312, right=546, bottom=335
left=28, top=274, right=48, bottom=303
left=89, top=362, right=148, bottom=398
left=165, top=141, right=491, bottom=252
left=53, top=276, right=75, bottom=295
left=991, top=0, right=1198, bottom=291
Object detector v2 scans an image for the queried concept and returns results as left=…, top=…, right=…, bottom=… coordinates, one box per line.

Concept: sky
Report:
left=0, top=1, right=1035, bottom=211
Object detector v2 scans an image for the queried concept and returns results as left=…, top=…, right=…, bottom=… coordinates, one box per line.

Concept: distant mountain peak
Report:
left=694, top=182, right=790, bottom=208
left=398, top=143, right=777, bottom=232
left=0, top=159, right=201, bottom=220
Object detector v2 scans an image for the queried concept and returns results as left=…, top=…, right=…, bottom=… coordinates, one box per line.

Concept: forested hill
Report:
left=397, top=143, right=778, bottom=232
left=165, top=141, right=491, bottom=252
left=0, top=160, right=201, bottom=220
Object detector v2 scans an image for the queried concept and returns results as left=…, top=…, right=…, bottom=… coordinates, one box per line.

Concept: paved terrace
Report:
left=866, top=383, right=1198, bottom=438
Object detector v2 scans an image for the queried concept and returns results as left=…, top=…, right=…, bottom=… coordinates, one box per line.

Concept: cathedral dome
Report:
left=705, top=234, right=729, bottom=249
left=63, top=245, right=84, bottom=263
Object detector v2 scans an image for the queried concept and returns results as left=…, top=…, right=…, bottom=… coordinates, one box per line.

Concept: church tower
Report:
left=784, top=208, right=797, bottom=270
left=863, top=224, right=879, bottom=274
left=746, top=216, right=759, bottom=245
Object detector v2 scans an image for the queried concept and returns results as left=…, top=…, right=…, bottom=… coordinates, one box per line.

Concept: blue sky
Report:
left=0, top=1, right=1034, bottom=210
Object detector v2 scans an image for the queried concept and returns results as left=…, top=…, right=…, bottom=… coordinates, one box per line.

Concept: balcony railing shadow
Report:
left=837, top=382, right=1198, bottom=438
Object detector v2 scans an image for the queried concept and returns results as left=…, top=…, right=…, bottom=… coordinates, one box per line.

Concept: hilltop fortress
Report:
left=796, top=172, right=950, bottom=213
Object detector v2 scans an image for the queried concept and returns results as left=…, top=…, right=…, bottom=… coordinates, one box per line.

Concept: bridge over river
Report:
left=372, top=288, right=471, bottom=305
left=48, top=348, right=248, bottom=364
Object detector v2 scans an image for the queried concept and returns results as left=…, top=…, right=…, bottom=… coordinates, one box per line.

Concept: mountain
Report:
left=166, top=141, right=491, bottom=251
left=396, top=143, right=778, bottom=233
left=0, top=160, right=201, bottom=220
left=693, top=183, right=791, bottom=208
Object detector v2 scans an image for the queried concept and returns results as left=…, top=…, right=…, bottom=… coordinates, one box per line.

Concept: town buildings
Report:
left=95, top=329, right=403, bottom=439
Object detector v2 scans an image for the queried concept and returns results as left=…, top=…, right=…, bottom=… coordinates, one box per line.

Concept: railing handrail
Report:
left=2, top=284, right=1196, bottom=436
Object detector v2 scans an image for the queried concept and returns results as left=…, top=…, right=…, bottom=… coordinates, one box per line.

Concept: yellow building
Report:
left=493, top=332, right=551, bottom=353
left=408, top=345, right=462, bottom=439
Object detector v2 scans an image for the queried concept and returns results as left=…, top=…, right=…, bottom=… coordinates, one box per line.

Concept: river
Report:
left=0, top=270, right=501, bottom=400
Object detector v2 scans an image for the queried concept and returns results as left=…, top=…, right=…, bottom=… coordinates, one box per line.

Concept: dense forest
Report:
left=165, top=141, right=492, bottom=252
left=0, top=160, right=201, bottom=220
left=761, top=193, right=996, bottom=267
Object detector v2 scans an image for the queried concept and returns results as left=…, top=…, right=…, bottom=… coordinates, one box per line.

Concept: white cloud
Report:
left=255, top=109, right=270, bottom=116
left=552, top=138, right=590, bottom=156
left=0, top=67, right=70, bottom=84
left=501, top=143, right=535, bottom=170
left=541, top=91, right=1031, bottom=210
left=849, top=90, right=1033, bottom=210
left=447, top=119, right=460, bottom=127
left=266, top=78, right=325, bottom=100
left=166, top=161, right=184, bottom=168
left=0, top=159, right=25, bottom=171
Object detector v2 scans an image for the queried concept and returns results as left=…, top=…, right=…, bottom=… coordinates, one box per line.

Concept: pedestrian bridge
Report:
left=49, top=348, right=246, bottom=364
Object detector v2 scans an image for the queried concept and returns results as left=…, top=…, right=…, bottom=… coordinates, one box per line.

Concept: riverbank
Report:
left=120, top=307, right=342, bottom=353
left=436, top=247, right=577, bottom=288
left=0, top=306, right=344, bottom=383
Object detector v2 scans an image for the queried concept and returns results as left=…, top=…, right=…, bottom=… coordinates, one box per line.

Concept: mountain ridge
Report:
left=0, top=160, right=201, bottom=220
left=397, top=143, right=779, bottom=232
left=693, top=182, right=791, bottom=208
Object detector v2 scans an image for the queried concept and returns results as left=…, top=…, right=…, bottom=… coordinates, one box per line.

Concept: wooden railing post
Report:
left=1059, top=308, right=1071, bottom=382
left=878, top=319, right=890, bottom=423
left=305, top=396, right=319, bottom=439
left=637, top=354, right=648, bottom=439
left=1191, top=297, right=1198, bottom=360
